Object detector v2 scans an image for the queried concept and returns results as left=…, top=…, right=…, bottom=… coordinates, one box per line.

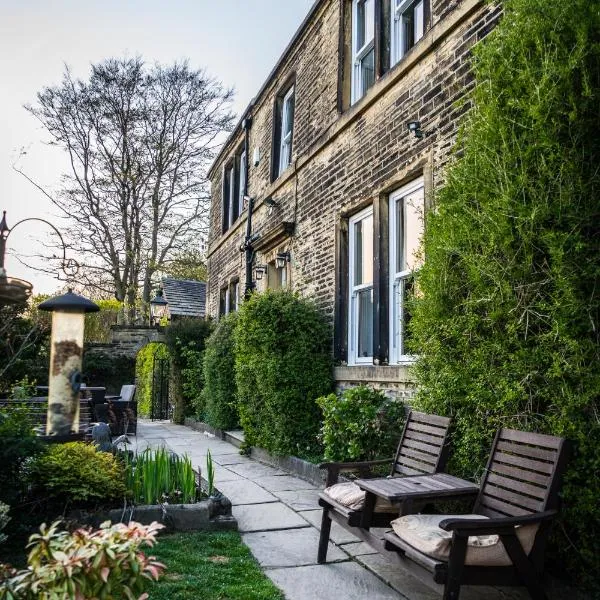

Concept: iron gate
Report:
left=151, top=347, right=170, bottom=421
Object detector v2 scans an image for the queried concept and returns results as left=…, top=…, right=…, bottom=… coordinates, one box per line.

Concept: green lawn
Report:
left=147, top=531, right=285, bottom=600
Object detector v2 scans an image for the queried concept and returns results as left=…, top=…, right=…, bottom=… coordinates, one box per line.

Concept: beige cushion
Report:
left=323, top=482, right=398, bottom=513
left=390, top=514, right=539, bottom=566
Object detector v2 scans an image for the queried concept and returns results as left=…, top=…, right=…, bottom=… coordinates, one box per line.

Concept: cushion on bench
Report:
left=323, top=482, right=398, bottom=512
left=390, top=513, right=538, bottom=566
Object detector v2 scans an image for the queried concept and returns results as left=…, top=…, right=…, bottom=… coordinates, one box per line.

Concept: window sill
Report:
left=334, top=364, right=416, bottom=383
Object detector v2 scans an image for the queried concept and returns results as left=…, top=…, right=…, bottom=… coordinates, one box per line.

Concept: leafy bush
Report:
left=234, top=290, right=333, bottom=458
left=164, top=319, right=213, bottom=423
left=136, top=342, right=171, bottom=418
left=0, top=504, right=9, bottom=546
left=202, top=313, right=239, bottom=430
left=0, top=520, right=165, bottom=599
left=317, top=386, right=405, bottom=461
left=84, top=298, right=122, bottom=343
left=82, top=349, right=135, bottom=395
left=408, top=0, right=600, bottom=584
left=0, top=407, right=44, bottom=505
left=29, top=442, right=126, bottom=508
left=125, top=447, right=196, bottom=505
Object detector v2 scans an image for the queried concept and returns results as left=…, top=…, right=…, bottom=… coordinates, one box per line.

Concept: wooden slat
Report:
left=494, top=450, right=554, bottom=475
left=409, top=412, right=451, bottom=428
left=486, top=473, right=547, bottom=500
left=398, top=447, right=438, bottom=466
left=479, top=493, right=532, bottom=517
left=483, top=483, right=542, bottom=512
left=404, top=430, right=446, bottom=446
left=496, top=440, right=557, bottom=463
left=402, top=437, right=440, bottom=455
left=499, top=428, right=562, bottom=450
left=489, top=461, right=551, bottom=486
left=397, top=455, right=434, bottom=473
left=394, top=464, right=426, bottom=476
left=406, top=422, right=446, bottom=437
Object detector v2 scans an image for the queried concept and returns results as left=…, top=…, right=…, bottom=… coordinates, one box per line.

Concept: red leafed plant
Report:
left=0, top=520, right=165, bottom=599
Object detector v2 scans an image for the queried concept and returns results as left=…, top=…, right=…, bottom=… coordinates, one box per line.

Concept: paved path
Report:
left=136, top=420, right=534, bottom=600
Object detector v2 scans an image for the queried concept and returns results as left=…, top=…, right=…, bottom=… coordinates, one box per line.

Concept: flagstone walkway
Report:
left=135, top=420, right=543, bottom=600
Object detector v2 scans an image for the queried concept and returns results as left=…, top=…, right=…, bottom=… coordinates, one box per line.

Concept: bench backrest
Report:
left=475, top=428, right=569, bottom=518
left=391, top=411, right=452, bottom=477
left=119, top=385, right=136, bottom=403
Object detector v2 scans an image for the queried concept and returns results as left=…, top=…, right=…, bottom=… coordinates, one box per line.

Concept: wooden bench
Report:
left=317, top=411, right=452, bottom=563
left=380, top=428, right=570, bottom=600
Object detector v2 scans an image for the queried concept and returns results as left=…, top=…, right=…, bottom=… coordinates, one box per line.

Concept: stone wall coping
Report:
left=334, top=364, right=416, bottom=383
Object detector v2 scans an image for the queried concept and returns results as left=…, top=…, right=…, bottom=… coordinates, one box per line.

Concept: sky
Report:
left=0, top=0, right=313, bottom=294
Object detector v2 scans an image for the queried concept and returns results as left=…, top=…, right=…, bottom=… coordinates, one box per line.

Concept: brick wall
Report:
left=207, top=0, right=501, bottom=392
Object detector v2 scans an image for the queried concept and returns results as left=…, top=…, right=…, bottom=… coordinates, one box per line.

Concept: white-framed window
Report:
left=348, top=206, right=374, bottom=364
left=238, top=150, right=246, bottom=216
left=389, top=178, right=424, bottom=363
left=352, top=0, right=376, bottom=104
left=391, top=0, right=425, bottom=66
left=277, top=86, right=294, bottom=177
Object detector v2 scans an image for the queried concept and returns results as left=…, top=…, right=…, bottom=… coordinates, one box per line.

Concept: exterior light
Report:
left=407, top=120, right=423, bottom=139
left=264, top=197, right=279, bottom=208
left=149, top=288, right=169, bottom=326
left=254, top=264, right=266, bottom=280
left=38, top=289, right=100, bottom=437
left=275, top=251, right=290, bottom=269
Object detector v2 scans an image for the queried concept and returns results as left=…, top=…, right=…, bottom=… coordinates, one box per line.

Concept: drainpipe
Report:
left=241, top=115, right=256, bottom=300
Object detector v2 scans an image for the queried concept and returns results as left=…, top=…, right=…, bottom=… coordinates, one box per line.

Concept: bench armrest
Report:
left=319, top=459, right=392, bottom=487
left=439, top=510, right=558, bottom=535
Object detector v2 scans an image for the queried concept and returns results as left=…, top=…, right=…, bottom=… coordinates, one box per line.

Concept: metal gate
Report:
left=151, top=348, right=170, bottom=421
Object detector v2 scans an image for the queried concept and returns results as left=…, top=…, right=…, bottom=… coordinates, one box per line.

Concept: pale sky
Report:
left=0, top=0, right=313, bottom=294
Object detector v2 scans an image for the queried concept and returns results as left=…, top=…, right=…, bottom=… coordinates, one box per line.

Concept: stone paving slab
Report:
left=254, top=475, right=317, bottom=493
left=242, top=528, right=347, bottom=567
left=298, top=509, right=360, bottom=544
left=226, top=462, right=288, bottom=478
left=266, top=562, right=405, bottom=600
left=340, top=541, right=379, bottom=557
left=233, top=502, right=310, bottom=533
left=212, top=453, right=254, bottom=466
left=216, top=480, right=278, bottom=505
left=273, top=489, right=322, bottom=511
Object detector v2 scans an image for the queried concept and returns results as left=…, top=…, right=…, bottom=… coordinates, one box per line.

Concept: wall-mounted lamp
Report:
left=275, top=251, right=291, bottom=269
left=254, top=264, right=267, bottom=280
left=407, top=120, right=424, bottom=139
left=149, top=288, right=169, bottom=326
left=253, top=147, right=260, bottom=167
left=264, top=197, right=279, bottom=208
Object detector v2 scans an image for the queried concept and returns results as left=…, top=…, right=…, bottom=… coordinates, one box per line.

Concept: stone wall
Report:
left=108, top=326, right=165, bottom=357
left=207, top=0, right=502, bottom=394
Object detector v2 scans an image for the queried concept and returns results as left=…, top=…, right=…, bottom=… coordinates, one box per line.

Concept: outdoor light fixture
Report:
left=275, top=251, right=290, bottom=269
left=38, top=290, right=99, bottom=437
left=407, top=120, right=424, bottom=139
left=264, top=197, right=279, bottom=208
left=149, top=288, right=169, bottom=326
left=254, top=264, right=267, bottom=280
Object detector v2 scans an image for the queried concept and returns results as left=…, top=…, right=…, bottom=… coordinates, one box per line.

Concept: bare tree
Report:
left=25, top=57, right=234, bottom=320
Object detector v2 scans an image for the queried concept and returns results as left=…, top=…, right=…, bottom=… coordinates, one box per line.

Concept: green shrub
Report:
left=164, top=319, right=213, bottom=423
left=0, top=520, right=165, bottom=599
left=317, top=386, right=405, bottom=461
left=0, top=504, right=9, bottom=546
left=82, top=350, right=135, bottom=394
left=408, top=0, right=600, bottom=584
left=136, top=342, right=171, bottom=418
left=29, top=442, right=126, bottom=507
left=202, top=313, right=239, bottom=430
left=84, top=298, right=122, bottom=343
left=0, top=407, right=44, bottom=505
left=234, top=290, right=333, bottom=458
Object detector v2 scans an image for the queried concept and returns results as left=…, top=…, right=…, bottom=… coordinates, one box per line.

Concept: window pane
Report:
left=404, top=190, right=422, bottom=271
left=414, top=0, right=424, bottom=43
left=354, top=213, right=373, bottom=285
left=239, top=152, right=246, bottom=214
left=357, top=287, right=373, bottom=358
left=284, top=93, right=294, bottom=136
left=360, top=47, right=375, bottom=96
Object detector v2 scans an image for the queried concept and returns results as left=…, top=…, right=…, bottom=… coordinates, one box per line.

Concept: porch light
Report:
left=407, top=120, right=423, bottom=139
left=38, top=290, right=99, bottom=436
left=275, top=251, right=290, bottom=269
left=254, top=264, right=267, bottom=280
left=150, top=288, right=169, bottom=325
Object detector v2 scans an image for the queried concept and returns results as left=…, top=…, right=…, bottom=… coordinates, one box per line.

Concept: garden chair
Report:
left=317, top=411, right=452, bottom=563
left=104, top=384, right=137, bottom=436
left=382, top=428, right=570, bottom=600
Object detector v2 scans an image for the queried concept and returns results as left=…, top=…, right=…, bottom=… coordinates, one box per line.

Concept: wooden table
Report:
left=355, top=473, right=479, bottom=528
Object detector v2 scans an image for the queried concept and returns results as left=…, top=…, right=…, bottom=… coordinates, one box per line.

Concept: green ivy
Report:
left=408, top=0, right=600, bottom=585
left=317, top=386, right=406, bottom=461
left=234, top=290, right=333, bottom=458
left=202, top=312, right=239, bottom=430
left=135, top=342, right=170, bottom=418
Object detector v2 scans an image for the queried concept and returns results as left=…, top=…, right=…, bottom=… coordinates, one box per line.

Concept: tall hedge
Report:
left=234, top=290, right=333, bottom=458
left=135, top=342, right=170, bottom=418
left=202, top=312, right=239, bottom=431
left=408, top=0, right=600, bottom=584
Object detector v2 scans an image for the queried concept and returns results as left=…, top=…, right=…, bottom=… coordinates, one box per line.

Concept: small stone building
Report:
left=206, top=0, right=501, bottom=397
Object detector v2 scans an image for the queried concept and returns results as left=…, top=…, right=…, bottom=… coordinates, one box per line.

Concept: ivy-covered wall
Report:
left=135, top=342, right=170, bottom=418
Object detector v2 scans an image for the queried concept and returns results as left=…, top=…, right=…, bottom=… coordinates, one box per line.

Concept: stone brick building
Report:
left=206, top=0, right=501, bottom=397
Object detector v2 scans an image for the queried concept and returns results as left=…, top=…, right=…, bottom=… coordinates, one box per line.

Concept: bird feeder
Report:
left=38, top=290, right=99, bottom=436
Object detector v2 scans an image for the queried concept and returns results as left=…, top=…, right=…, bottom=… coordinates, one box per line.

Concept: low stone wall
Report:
left=334, top=365, right=417, bottom=401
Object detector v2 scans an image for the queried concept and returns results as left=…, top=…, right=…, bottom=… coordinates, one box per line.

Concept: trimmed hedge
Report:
left=202, top=312, right=239, bottom=430
left=234, top=291, right=333, bottom=458
left=317, top=386, right=405, bottom=461
left=408, top=0, right=600, bottom=585
left=135, top=342, right=170, bottom=418
left=82, top=349, right=135, bottom=395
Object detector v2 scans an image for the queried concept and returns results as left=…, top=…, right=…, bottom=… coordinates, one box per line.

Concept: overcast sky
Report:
left=0, top=0, right=313, bottom=294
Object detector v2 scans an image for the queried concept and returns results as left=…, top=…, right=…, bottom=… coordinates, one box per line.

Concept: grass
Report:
left=147, top=531, right=285, bottom=600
